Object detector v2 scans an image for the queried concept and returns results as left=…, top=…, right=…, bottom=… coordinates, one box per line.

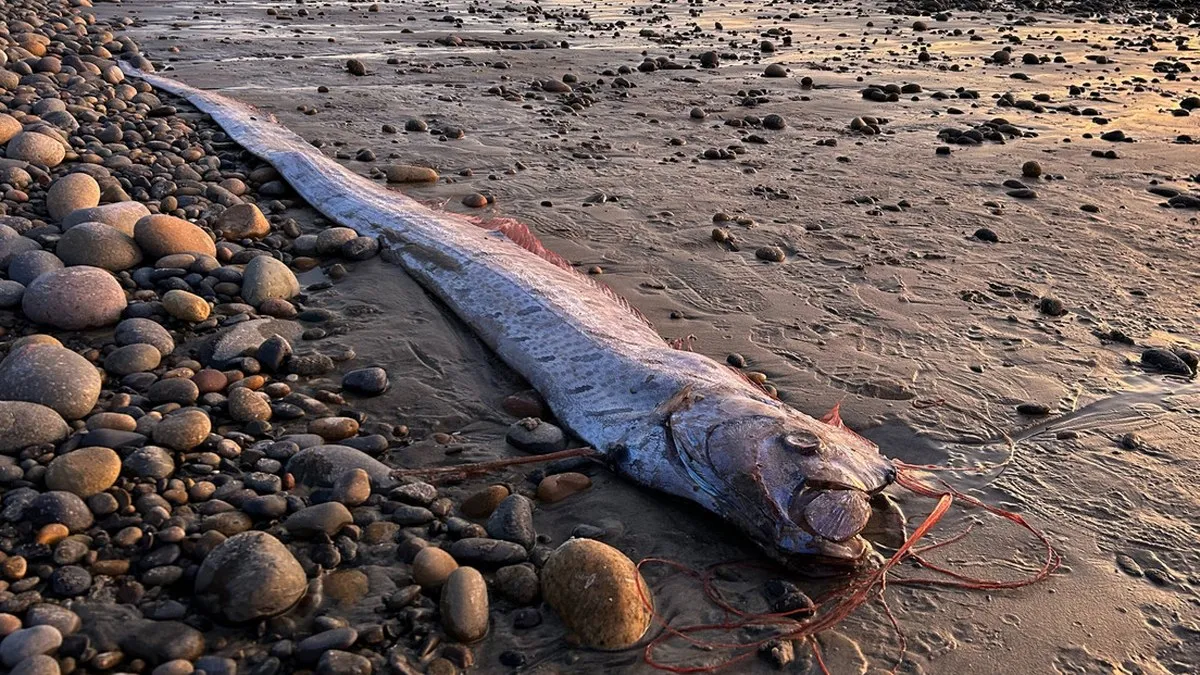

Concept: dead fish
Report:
left=122, top=64, right=897, bottom=569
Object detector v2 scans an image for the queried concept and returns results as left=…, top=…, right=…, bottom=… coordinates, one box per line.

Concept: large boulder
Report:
left=0, top=343, right=101, bottom=419
left=21, top=266, right=126, bottom=330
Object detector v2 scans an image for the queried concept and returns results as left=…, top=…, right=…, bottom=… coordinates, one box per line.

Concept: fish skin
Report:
left=122, top=64, right=897, bottom=569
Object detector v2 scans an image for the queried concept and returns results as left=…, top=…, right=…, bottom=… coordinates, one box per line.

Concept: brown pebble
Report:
left=192, top=369, right=229, bottom=393
left=462, top=193, right=488, bottom=208
left=35, top=524, right=70, bottom=546
left=460, top=485, right=510, bottom=519
left=308, top=416, right=360, bottom=441
left=536, top=473, right=592, bottom=503
left=412, top=547, right=458, bottom=588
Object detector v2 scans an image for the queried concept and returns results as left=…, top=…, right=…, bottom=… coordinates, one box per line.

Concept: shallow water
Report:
left=107, top=0, right=1200, bottom=672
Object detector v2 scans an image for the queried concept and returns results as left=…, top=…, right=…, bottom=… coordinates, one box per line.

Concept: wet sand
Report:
left=107, top=1, right=1199, bottom=672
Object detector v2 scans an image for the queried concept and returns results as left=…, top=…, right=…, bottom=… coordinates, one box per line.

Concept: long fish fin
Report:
left=466, top=215, right=656, bottom=329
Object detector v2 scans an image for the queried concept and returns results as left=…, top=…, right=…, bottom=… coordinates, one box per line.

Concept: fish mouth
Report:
left=786, top=482, right=878, bottom=564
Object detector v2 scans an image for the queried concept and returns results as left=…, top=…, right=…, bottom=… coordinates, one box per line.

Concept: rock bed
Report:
left=0, top=1, right=650, bottom=674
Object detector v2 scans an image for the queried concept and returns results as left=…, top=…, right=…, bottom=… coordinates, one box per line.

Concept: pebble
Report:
left=121, top=620, right=206, bottom=664
left=195, top=531, right=307, bottom=622
left=288, top=445, right=395, bottom=489
left=536, top=472, right=592, bottom=503
left=331, top=468, right=371, bottom=506
left=486, top=494, right=536, bottom=549
left=9, top=654, right=59, bottom=675
left=63, top=202, right=150, bottom=236
left=385, top=165, right=438, bottom=183
left=461, top=485, right=510, bottom=518
left=286, top=502, right=353, bottom=537
left=317, top=650, right=371, bottom=675
left=7, top=251, right=62, bottom=286
left=56, top=222, right=143, bottom=271
left=134, top=214, right=217, bottom=259
left=1141, top=348, right=1193, bottom=376
left=24, top=492, right=93, bottom=532
left=439, top=567, right=489, bottom=643
left=1021, top=160, right=1043, bottom=178
left=755, top=246, right=786, bottom=263
left=0, top=343, right=101, bottom=419
left=103, top=344, right=161, bottom=376
left=162, top=289, right=211, bottom=322
left=462, top=193, right=488, bottom=208
left=412, top=547, right=458, bottom=588
left=228, top=387, right=272, bottom=422
left=46, top=174, right=101, bottom=222
left=22, top=266, right=127, bottom=330
left=241, top=255, right=299, bottom=306
left=152, top=409, right=212, bottom=451
left=495, top=563, right=540, bottom=604
left=115, top=318, right=176, bottom=356
left=122, top=446, right=175, bottom=479
left=0, top=626, right=62, bottom=668
left=309, top=417, right=359, bottom=441
left=5, top=132, right=65, bottom=167
left=216, top=204, right=270, bottom=240
left=45, top=447, right=121, bottom=497
left=448, top=538, right=528, bottom=566
left=0, top=402, right=68, bottom=453
left=342, top=367, right=388, bottom=395
left=505, top=417, right=567, bottom=454
left=541, top=538, right=651, bottom=648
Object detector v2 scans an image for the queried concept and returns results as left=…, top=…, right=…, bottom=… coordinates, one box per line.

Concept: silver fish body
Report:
left=123, top=64, right=896, bottom=568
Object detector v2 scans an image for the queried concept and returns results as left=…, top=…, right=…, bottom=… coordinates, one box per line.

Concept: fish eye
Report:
left=781, top=431, right=821, bottom=455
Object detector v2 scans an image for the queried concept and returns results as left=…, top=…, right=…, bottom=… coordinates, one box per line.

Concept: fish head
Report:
left=667, top=390, right=896, bottom=569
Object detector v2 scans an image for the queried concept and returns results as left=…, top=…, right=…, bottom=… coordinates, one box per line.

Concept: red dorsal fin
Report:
left=466, top=215, right=654, bottom=329
left=821, top=401, right=845, bottom=428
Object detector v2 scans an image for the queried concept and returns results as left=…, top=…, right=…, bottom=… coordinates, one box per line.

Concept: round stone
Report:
left=9, top=654, right=59, bottom=675
left=103, top=344, right=161, bottom=376
left=24, top=492, right=93, bottom=533
left=341, top=367, right=388, bottom=396
left=134, top=215, right=216, bottom=259
left=285, top=502, right=352, bottom=537
left=0, top=115, right=20, bottom=144
left=537, top=473, right=592, bottom=503
left=0, top=402, right=68, bottom=453
left=45, top=174, right=100, bottom=222
left=0, top=344, right=101, bottom=419
left=331, top=468, right=371, bottom=506
left=5, top=132, right=65, bottom=167
left=56, top=222, right=143, bottom=271
left=440, top=567, right=489, bottom=643
left=195, top=531, right=307, bottom=622
left=241, top=256, right=299, bottom=307
left=308, top=417, right=359, bottom=442
left=506, top=418, right=567, bottom=455
left=385, top=165, right=439, bottom=183
left=541, top=538, right=651, bottom=649
left=315, top=228, right=357, bottom=255
left=0, top=626, right=62, bottom=667
left=227, top=388, right=271, bottom=422
left=115, top=318, right=175, bottom=356
left=147, top=378, right=200, bottom=405
left=461, top=485, right=510, bottom=519
left=123, top=446, right=176, bottom=480
left=215, top=204, right=270, bottom=240
left=162, top=289, right=210, bottom=322
left=0, top=280, right=23, bottom=309
left=63, top=202, right=150, bottom=236
left=152, top=409, right=211, bottom=451
left=6, top=251, right=62, bottom=286
left=412, top=547, right=458, bottom=589
left=22, top=267, right=127, bottom=330
left=45, top=447, right=120, bottom=497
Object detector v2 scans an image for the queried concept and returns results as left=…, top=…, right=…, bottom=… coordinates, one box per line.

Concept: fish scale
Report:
left=122, top=63, right=896, bottom=568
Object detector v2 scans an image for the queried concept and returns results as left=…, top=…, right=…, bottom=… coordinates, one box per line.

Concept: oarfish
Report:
left=122, top=64, right=897, bottom=569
